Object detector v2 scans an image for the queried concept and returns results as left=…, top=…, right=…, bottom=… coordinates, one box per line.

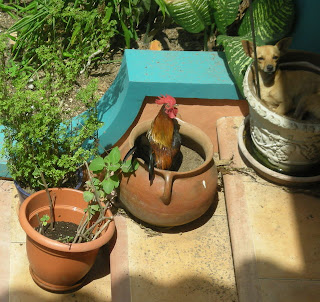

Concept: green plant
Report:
left=40, top=214, right=50, bottom=226
left=0, top=1, right=18, bottom=19
left=37, top=213, right=49, bottom=235
left=84, top=146, right=139, bottom=204
left=32, top=138, right=137, bottom=244
left=160, top=0, right=295, bottom=95
left=5, top=0, right=155, bottom=77
left=0, top=35, right=101, bottom=192
left=69, top=147, right=139, bottom=243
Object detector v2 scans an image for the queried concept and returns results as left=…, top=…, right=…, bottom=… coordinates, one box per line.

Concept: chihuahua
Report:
left=242, top=37, right=320, bottom=119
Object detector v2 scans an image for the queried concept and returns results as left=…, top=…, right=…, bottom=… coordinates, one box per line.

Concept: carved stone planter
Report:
left=243, top=52, right=320, bottom=175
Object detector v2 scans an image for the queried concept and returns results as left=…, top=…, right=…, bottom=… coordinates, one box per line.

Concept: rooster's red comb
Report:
left=155, top=94, right=176, bottom=107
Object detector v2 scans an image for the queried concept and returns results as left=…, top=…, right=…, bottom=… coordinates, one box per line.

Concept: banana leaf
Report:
left=210, top=0, right=242, bottom=34
left=217, top=35, right=252, bottom=96
left=238, top=0, right=295, bottom=45
left=163, top=0, right=213, bottom=33
left=217, top=0, right=295, bottom=96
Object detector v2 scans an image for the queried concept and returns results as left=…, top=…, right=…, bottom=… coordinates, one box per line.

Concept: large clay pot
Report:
left=119, top=119, right=218, bottom=227
left=243, top=50, right=320, bottom=175
left=19, top=188, right=115, bottom=292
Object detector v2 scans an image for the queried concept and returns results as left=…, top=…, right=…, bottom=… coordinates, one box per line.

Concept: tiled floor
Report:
left=218, top=116, right=320, bottom=302
left=2, top=100, right=320, bottom=302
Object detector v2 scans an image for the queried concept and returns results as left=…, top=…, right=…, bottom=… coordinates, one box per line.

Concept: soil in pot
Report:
left=36, top=221, right=78, bottom=243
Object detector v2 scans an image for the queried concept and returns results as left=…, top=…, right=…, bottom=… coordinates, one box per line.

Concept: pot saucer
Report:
left=29, top=266, right=86, bottom=293
left=238, top=116, right=320, bottom=186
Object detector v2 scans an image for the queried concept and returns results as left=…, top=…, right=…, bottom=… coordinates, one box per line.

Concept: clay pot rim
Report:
left=19, top=188, right=116, bottom=253
left=129, top=119, right=214, bottom=177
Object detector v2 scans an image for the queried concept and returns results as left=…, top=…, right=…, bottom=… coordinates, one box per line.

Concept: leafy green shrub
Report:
left=6, top=0, right=154, bottom=77
left=0, top=35, right=101, bottom=191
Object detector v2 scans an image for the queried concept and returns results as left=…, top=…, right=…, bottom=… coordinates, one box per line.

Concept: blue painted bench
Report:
left=0, top=49, right=240, bottom=178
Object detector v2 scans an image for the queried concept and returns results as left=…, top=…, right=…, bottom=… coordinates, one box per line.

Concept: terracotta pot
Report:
left=243, top=50, right=320, bottom=174
left=19, top=188, right=115, bottom=292
left=119, top=119, right=218, bottom=227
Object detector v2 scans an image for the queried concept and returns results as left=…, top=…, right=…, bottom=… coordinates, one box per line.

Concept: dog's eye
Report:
left=258, top=57, right=264, bottom=61
left=273, top=56, right=279, bottom=60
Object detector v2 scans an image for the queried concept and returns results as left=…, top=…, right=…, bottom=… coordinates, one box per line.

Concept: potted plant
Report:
left=19, top=147, right=138, bottom=292
left=0, top=36, right=101, bottom=202
left=242, top=50, right=320, bottom=176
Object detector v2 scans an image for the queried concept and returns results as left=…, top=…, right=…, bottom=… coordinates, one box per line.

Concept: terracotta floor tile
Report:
left=11, top=190, right=25, bottom=244
left=0, top=180, right=14, bottom=302
left=259, top=279, right=320, bottom=302
left=217, top=116, right=320, bottom=302
left=244, top=179, right=320, bottom=279
left=126, top=213, right=238, bottom=302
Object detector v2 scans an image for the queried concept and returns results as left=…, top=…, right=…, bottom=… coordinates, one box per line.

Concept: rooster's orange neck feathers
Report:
left=148, top=105, right=174, bottom=148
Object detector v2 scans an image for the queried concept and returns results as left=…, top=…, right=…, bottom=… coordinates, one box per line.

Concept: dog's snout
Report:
left=266, top=65, right=274, bottom=72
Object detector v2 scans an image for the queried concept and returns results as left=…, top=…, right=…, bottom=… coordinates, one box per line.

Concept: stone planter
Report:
left=119, top=119, right=218, bottom=227
left=243, top=51, right=320, bottom=175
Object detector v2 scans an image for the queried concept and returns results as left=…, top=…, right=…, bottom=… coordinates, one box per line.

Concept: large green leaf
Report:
left=210, top=0, right=242, bottom=34
left=217, top=35, right=252, bottom=96
left=238, top=0, right=295, bottom=45
left=217, top=0, right=295, bottom=96
left=163, top=0, right=213, bottom=33
left=89, top=156, right=105, bottom=172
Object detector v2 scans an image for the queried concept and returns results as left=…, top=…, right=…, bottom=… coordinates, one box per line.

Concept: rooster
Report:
left=124, top=95, right=181, bottom=183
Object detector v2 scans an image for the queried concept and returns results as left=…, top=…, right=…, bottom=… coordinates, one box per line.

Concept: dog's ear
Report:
left=276, top=37, right=292, bottom=54
left=242, top=40, right=254, bottom=58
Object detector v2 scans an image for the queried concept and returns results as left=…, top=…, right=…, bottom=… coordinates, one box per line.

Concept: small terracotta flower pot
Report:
left=119, top=119, right=218, bottom=227
left=19, top=188, right=115, bottom=292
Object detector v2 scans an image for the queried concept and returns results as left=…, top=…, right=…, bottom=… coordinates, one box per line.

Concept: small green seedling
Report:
left=40, top=214, right=50, bottom=226
left=37, top=214, right=50, bottom=235
left=57, top=236, right=74, bottom=243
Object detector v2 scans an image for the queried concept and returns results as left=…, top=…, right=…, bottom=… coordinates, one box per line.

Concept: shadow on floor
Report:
left=82, top=244, right=111, bottom=287
left=2, top=290, right=111, bottom=302
left=113, top=273, right=238, bottom=302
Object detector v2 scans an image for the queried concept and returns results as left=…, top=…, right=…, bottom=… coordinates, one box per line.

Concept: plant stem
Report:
left=84, top=161, right=105, bottom=214
left=92, top=219, right=112, bottom=240
left=72, top=216, right=89, bottom=243
left=36, top=213, right=43, bottom=234
left=39, top=171, right=55, bottom=229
